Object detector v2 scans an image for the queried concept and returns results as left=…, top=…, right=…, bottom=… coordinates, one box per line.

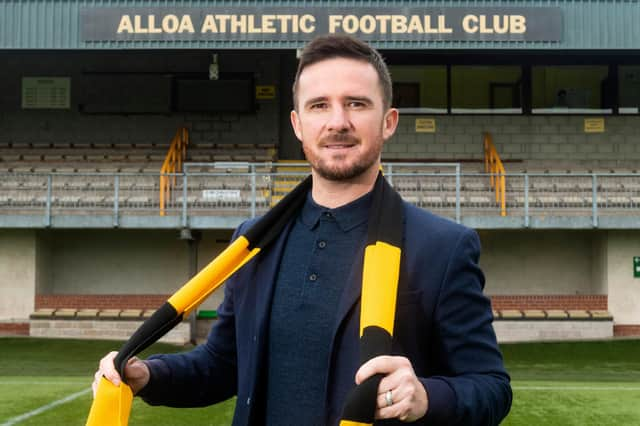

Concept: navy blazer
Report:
left=140, top=202, right=512, bottom=425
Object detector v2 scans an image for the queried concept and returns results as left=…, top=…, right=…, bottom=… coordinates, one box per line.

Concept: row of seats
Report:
left=31, top=308, right=156, bottom=320
left=493, top=309, right=612, bottom=320
left=0, top=143, right=278, bottom=169
left=30, top=308, right=612, bottom=321
left=1, top=185, right=637, bottom=211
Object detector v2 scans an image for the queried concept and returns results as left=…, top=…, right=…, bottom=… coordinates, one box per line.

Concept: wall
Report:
left=0, top=230, right=37, bottom=320
left=605, top=230, right=640, bottom=325
left=493, top=320, right=613, bottom=342
left=33, top=229, right=231, bottom=311
left=195, top=229, right=234, bottom=310
left=478, top=230, right=604, bottom=296
left=384, top=115, right=640, bottom=168
left=44, top=229, right=189, bottom=294
left=480, top=229, right=640, bottom=331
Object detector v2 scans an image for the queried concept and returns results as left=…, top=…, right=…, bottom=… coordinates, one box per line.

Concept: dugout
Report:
left=1, top=1, right=639, bottom=340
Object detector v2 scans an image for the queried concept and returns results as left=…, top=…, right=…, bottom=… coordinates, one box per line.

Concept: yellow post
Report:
left=500, top=173, right=506, bottom=217
left=483, top=132, right=508, bottom=217
left=159, top=127, right=190, bottom=216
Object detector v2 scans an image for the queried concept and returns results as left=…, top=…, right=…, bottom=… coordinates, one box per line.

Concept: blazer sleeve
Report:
left=420, top=228, right=512, bottom=425
left=137, top=226, right=246, bottom=407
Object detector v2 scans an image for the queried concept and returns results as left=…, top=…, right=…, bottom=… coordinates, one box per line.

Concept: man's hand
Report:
left=355, top=355, right=428, bottom=422
left=92, top=351, right=150, bottom=398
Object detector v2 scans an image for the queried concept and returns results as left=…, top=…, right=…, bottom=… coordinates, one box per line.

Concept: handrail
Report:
left=159, top=127, right=189, bottom=216
left=1, top=168, right=639, bottom=229
left=483, top=132, right=507, bottom=217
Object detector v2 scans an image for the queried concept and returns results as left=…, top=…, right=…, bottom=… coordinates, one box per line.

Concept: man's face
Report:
left=291, top=57, right=398, bottom=182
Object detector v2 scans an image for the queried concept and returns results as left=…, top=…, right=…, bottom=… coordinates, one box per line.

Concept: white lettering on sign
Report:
left=117, top=14, right=195, bottom=34
left=113, top=12, right=533, bottom=37
left=329, top=15, right=453, bottom=34
left=462, top=14, right=526, bottom=34
left=202, top=189, right=242, bottom=202
left=199, top=14, right=315, bottom=34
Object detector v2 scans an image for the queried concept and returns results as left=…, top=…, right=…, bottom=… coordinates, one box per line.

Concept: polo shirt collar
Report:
left=300, top=189, right=373, bottom=232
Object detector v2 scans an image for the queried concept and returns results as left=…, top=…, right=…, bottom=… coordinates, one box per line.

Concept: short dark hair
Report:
left=292, top=34, right=393, bottom=110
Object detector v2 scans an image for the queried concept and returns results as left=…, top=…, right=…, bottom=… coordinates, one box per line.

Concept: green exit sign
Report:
left=635, top=257, right=640, bottom=278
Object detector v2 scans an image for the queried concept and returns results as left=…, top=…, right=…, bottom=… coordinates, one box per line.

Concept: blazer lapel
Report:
left=330, top=243, right=365, bottom=348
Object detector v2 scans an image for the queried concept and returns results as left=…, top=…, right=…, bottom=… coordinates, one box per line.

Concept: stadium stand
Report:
left=3, top=130, right=637, bottom=223
left=2, top=2, right=640, bottom=346
left=2, top=131, right=637, bottom=341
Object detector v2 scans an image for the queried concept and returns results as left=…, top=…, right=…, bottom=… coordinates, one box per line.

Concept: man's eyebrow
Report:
left=346, top=96, right=374, bottom=104
left=303, top=95, right=374, bottom=108
left=304, top=96, right=328, bottom=107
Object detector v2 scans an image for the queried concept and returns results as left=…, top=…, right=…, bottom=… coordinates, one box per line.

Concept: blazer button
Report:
left=246, top=397, right=251, bottom=405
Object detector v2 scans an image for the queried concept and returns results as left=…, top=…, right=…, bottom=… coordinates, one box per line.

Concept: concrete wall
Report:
left=38, top=229, right=231, bottom=310
left=493, top=319, right=613, bottom=343
left=3, top=226, right=640, bottom=333
left=30, top=319, right=190, bottom=344
left=384, top=115, right=640, bottom=168
left=43, top=229, right=188, bottom=294
left=604, top=230, right=640, bottom=325
left=35, top=231, right=52, bottom=294
left=195, top=230, right=234, bottom=310
left=479, top=229, right=640, bottom=328
left=478, top=230, right=605, bottom=296
left=0, top=230, right=37, bottom=320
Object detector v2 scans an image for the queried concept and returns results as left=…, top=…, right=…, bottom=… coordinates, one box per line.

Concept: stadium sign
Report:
left=81, top=7, right=562, bottom=42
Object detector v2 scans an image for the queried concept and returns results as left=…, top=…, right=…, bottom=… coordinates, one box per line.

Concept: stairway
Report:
left=270, top=160, right=309, bottom=206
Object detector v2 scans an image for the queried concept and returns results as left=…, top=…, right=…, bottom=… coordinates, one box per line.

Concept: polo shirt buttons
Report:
left=309, top=273, right=318, bottom=282
left=317, top=240, right=326, bottom=249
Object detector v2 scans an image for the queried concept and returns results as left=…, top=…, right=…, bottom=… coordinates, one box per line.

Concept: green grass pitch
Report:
left=1, top=337, right=639, bottom=425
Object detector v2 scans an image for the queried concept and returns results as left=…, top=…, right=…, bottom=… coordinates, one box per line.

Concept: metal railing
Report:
left=1, top=164, right=639, bottom=227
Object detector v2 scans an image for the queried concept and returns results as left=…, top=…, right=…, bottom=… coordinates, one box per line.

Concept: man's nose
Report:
left=326, top=105, right=350, bottom=131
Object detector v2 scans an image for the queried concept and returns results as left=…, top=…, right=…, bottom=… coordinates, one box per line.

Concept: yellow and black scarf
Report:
left=86, top=172, right=404, bottom=426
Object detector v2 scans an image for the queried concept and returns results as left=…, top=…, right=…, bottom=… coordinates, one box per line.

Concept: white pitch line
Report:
left=0, top=387, right=91, bottom=426
left=514, top=386, right=640, bottom=391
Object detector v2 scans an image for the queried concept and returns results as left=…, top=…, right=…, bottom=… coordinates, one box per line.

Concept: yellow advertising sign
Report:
left=415, top=118, right=436, bottom=133
left=256, top=85, right=276, bottom=100
left=584, top=118, right=605, bottom=133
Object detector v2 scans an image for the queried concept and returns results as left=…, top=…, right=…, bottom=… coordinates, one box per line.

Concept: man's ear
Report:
left=290, top=109, right=303, bottom=141
left=382, top=108, right=399, bottom=141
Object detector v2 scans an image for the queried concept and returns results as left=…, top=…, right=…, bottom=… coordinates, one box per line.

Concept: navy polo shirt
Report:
left=264, top=190, right=372, bottom=426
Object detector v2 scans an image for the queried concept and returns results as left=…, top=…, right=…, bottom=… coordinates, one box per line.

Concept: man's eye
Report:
left=309, top=103, right=328, bottom=110
left=347, top=101, right=366, bottom=108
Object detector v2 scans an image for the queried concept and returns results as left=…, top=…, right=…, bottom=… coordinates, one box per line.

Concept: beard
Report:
left=303, top=133, right=381, bottom=181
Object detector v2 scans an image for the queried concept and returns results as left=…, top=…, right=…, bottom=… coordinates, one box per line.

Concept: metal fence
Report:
left=1, top=162, right=639, bottom=227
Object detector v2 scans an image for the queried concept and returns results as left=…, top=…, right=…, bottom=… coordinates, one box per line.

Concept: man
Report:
left=94, top=34, right=512, bottom=425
